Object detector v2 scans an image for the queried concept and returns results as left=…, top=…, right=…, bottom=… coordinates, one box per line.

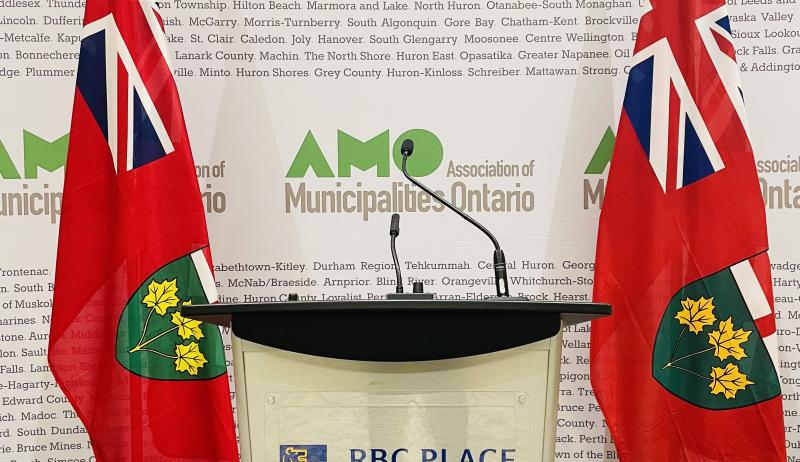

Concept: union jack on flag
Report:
left=76, top=0, right=177, bottom=173
left=624, top=5, right=748, bottom=192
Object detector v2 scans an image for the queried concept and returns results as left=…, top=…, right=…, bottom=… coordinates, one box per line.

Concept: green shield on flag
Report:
left=115, top=252, right=227, bottom=380
left=652, top=266, right=781, bottom=410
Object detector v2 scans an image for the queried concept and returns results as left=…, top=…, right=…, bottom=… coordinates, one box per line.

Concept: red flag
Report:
left=48, top=0, right=238, bottom=459
left=590, top=1, right=785, bottom=460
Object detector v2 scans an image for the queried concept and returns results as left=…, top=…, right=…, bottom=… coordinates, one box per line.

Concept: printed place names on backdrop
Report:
left=154, top=0, right=639, bottom=81
left=0, top=266, right=93, bottom=458
left=211, top=258, right=594, bottom=302
left=2, top=0, right=800, bottom=81
left=2, top=0, right=800, bottom=460
left=760, top=154, right=800, bottom=447
left=760, top=155, right=800, bottom=462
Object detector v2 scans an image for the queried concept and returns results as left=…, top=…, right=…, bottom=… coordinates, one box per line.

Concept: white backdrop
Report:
left=1, top=0, right=799, bottom=460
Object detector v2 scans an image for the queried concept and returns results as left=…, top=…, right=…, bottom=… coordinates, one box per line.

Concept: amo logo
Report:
left=286, top=129, right=443, bottom=178
left=0, top=131, right=68, bottom=180
left=583, top=127, right=615, bottom=210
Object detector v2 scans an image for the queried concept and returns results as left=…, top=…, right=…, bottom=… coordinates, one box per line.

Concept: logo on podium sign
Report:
left=281, top=445, right=327, bottom=462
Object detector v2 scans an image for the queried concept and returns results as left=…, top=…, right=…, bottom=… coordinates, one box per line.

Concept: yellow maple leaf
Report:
left=171, top=310, right=204, bottom=341
left=142, top=279, right=180, bottom=316
left=708, top=317, right=751, bottom=361
left=709, top=364, right=754, bottom=399
left=674, top=296, right=717, bottom=334
left=174, top=342, right=208, bottom=375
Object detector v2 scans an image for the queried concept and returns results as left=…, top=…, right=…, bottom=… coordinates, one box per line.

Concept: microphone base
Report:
left=484, top=296, right=530, bottom=302
left=385, top=294, right=529, bottom=301
left=386, top=293, right=436, bottom=300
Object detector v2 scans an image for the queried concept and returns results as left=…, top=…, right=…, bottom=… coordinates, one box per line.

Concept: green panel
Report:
left=391, top=128, right=444, bottom=177
left=286, top=131, right=335, bottom=178
left=584, top=127, right=614, bottom=175
left=23, top=131, right=68, bottom=179
left=338, top=129, right=390, bottom=177
left=116, top=254, right=227, bottom=380
left=652, top=268, right=780, bottom=410
left=0, top=139, right=22, bottom=179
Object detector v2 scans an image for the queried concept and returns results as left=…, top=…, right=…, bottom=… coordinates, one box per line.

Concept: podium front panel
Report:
left=264, top=391, right=530, bottom=459
left=233, top=329, right=562, bottom=462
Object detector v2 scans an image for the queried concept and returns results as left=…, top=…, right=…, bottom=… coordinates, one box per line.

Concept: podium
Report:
left=184, top=299, right=609, bottom=462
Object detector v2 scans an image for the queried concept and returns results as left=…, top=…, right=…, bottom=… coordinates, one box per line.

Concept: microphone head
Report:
left=400, top=139, right=414, bottom=157
left=390, top=213, right=400, bottom=236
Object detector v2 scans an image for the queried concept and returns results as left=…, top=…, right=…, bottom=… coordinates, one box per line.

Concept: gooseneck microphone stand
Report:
left=399, top=142, right=510, bottom=298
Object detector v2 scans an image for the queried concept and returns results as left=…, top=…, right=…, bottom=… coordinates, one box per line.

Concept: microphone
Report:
left=389, top=213, right=403, bottom=294
left=401, top=139, right=414, bottom=157
left=399, top=139, right=511, bottom=298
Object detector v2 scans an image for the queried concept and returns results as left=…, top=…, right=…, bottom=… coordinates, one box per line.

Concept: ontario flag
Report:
left=47, top=0, right=239, bottom=459
left=590, top=0, right=785, bottom=460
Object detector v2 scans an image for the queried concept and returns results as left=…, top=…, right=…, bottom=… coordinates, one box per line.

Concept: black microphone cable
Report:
left=389, top=213, right=403, bottom=293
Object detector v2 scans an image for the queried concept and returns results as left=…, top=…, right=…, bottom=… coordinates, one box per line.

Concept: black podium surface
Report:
left=183, top=299, right=610, bottom=362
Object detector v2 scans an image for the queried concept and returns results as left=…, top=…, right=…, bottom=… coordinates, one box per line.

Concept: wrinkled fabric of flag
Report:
left=590, top=1, right=785, bottom=460
left=48, top=0, right=239, bottom=459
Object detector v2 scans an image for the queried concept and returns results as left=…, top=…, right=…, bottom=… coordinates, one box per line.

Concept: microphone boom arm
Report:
left=401, top=155, right=510, bottom=297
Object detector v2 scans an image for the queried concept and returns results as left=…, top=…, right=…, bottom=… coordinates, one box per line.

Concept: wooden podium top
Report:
left=183, top=299, right=610, bottom=361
